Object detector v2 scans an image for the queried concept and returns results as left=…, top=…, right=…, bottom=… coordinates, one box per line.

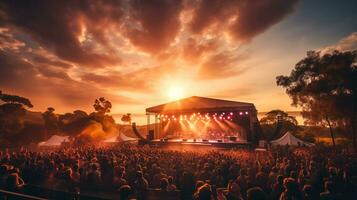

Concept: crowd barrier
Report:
left=1, top=184, right=225, bottom=200
left=0, top=189, right=47, bottom=200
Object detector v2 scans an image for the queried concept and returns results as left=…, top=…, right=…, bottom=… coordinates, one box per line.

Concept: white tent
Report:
left=38, top=135, right=69, bottom=146
left=118, top=132, right=138, bottom=142
left=270, top=132, right=314, bottom=147
left=103, top=132, right=137, bottom=143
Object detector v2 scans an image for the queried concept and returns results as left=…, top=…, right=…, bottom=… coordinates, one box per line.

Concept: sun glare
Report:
left=168, top=85, right=184, bottom=100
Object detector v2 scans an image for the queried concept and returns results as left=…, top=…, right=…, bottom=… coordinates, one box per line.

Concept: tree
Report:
left=0, top=90, right=33, bottom=108
left=121, top=113, right=132, bottom=125
left=58, top=110, right=90, bottom=137
left=277, top=50, right=357, bottom=148
left=260, top=110, right=298, bottom=125
left=91, top=97, right=113, bottom=124
left=42, top=107, right=59, bottom=138
left=260, top=110, right=298, bottom=140
left=0, top=91, right=33, bottom=138
left=93, top=97, right=112, bottom=115
left=72, top=98, right=117, bottom=145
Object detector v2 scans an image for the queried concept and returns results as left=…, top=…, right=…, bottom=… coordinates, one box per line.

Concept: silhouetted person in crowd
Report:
left=279, top=178, right=303, bottom=200
left=0, top=165, right=8, bottom=188
left=225, top=179, right=243, bottom=200
left=194, top=183, right=212, bottom=200
left=236, top=168, right=248, bottom=197
left=72, top=164, right=80, bottom=182
left=160, top=178, right=169, bottom=191
left=167, top=176, right=177, bottom=191
left=180, top=171, right=196, bottom=200
left=247, top=187, right=266, bottom=200
left=5, top=172, right=24, bottom=191
left=87, top=164, right=101, bottom=185
left=134, top=171, right=148, bottom=200
left=302, top=184, right=319, bottom=200
left=119, top=184, right=132, bottom=200
left=271, top=175, right=284, bottom=200
left=320, top=181, right=342, bottom=200
left=113, top=170, right=127, bottom=189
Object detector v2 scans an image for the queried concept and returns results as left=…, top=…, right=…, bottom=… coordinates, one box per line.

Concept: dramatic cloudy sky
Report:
left=0, top=0, right=357, bottom=119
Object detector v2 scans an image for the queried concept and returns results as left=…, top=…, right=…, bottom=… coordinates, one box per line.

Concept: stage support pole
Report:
left=147, top=113, right=150, bottom=137
left=249, top=109, right=258, bottom=144
left=155, top=114, right=158, bottom=139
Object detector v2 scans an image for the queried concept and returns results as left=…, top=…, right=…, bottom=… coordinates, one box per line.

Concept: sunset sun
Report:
left=168, top=85, right=184, bottom=100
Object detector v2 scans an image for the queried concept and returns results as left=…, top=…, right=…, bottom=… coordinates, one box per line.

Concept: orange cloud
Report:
left=197, top=51, right=248, bottom=79
left=321, top=32, right=357, bottom=54
left=124, top=0, right=183, bottom=54
left=189, top=0, right=299, bottom=41
left=0, top=0, right=300, bottom=113
left=182, top=37, right=218, bottom=64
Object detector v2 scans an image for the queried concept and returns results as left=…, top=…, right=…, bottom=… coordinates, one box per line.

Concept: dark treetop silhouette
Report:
left=277, top=50, right=357, bottom=149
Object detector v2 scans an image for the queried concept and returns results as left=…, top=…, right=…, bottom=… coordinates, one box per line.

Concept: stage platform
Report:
left=139, top=138, right=251, bottom=149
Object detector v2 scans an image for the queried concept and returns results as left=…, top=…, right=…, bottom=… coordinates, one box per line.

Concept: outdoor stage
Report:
left=142, top=96, right=263, bottom=147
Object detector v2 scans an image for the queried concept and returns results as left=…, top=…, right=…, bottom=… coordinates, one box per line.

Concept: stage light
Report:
left=245, top=111, right=249, bottom=115
left=219, top=116, right=223, bottom=120
left=239, top=112, right=243, bottom=115
left=230, top=112, right=233, bottom=115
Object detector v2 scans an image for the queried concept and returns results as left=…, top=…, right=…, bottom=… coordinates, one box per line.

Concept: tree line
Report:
left=0, top=92, right=118, bottom=147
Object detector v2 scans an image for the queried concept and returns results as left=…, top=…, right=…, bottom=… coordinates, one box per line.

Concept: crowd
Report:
left=0, top=144, right=356, bottom=200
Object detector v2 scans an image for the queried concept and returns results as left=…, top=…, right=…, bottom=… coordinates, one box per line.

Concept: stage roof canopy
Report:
left=146, top=96, right=255, bottom=114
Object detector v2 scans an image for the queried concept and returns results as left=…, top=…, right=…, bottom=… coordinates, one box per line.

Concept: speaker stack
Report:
left=147, top=130, right=154, bottom=140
